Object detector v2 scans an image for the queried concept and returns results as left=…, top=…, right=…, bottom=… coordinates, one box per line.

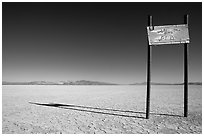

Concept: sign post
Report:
left=146, top=15, right=153, bottom=119
left=146, top=15, right=190, bottom=119
left=184, top=14, right=189, bottom=117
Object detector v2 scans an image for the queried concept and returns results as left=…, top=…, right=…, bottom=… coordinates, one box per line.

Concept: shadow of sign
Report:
left=29, top=102, right=183, bottom=119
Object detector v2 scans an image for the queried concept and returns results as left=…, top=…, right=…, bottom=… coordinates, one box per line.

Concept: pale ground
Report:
left=2, top=85, right=202, bottom=134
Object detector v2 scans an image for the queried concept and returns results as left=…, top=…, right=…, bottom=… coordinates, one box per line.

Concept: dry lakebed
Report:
left=2, top=85, right=202, bottom=134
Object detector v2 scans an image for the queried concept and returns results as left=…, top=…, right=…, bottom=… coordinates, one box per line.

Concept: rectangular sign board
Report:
left=147, top=24, right=190, bottom=45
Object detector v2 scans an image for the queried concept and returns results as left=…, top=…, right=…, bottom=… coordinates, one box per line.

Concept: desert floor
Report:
left=2, top=85, right=202, bottom=134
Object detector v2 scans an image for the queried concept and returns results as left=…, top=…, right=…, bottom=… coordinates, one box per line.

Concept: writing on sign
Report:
left=147, top=24, right=190, bottom=45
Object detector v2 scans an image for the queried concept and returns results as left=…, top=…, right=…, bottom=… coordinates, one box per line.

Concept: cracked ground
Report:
left=2, top=85, right=202, bottom=134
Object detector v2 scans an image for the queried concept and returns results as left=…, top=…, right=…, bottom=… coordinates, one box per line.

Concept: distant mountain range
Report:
left=2, top=80, right=202, bottom=85
left=2, top=80, right=118, bottom=85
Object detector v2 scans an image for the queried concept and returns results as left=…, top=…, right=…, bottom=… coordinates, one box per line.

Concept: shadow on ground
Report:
left=29, top=102, right=183, bottom=119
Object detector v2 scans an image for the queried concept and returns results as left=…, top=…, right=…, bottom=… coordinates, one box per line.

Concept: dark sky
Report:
left=2, top=2, right=202, bottom=84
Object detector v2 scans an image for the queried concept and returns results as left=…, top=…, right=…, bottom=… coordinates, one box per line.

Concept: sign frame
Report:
left=147, top=24, right=190, bottom=46
left=145, top=15, right=190, bottom=119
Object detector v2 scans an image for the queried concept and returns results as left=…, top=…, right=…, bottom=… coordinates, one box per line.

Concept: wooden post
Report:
left=184, top=14, right=189, bottom=117
left=146, top=15, right=153, bottom=119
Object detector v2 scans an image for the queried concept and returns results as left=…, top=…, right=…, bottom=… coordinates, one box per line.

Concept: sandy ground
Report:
left=2, top=85, right=202, bottom=134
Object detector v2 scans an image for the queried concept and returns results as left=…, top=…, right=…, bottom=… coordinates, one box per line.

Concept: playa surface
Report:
left=2, top=85, right=202, bottom=134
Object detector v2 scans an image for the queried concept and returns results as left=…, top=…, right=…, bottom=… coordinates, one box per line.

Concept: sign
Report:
left=147, top=24, right=190, bottom=45
left=145, top=15, right=190, bottom=119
